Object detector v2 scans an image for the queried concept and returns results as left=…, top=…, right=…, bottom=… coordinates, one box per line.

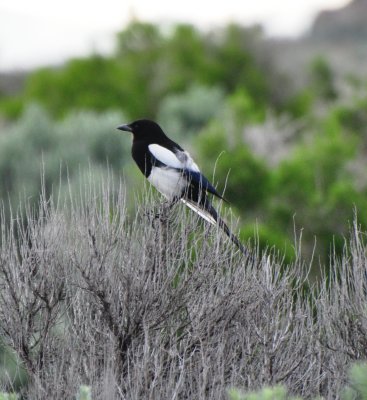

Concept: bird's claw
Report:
left=144, top=208, right=168, bottom=228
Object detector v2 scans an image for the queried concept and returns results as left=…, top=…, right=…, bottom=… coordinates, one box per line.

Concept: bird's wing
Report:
left=148, top=144, right=200, bottom=171
left=175, top=150, right=200, bottom=172
left=148, top=144, right=225, bottom=200
left=148, top=144, right=184, bottom=169
left=183, top=170, right=225, bottom=200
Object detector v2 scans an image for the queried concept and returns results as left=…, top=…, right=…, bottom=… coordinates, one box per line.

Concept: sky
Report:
left=0, top=0, right=351, bottom=72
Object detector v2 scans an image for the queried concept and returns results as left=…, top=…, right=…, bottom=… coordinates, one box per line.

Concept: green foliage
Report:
left=0, top=341, right=27, bottom=393
left=240, top=223, right=295, bottom=264
left=0, top=385, right=91, bottom=400
left=0, top=22, right=283, bottom=120
left=115, top=21, right=164, bottom=118
left=191, top=99, right=367, bottom=263
left=228, top=88, right=266, bottom=125
left=157, top=85, right=225, bottom=139
left=333, top=100, right=367, bottom=136
left=343, top=363, right=367, bottom=400
left=23, top=56, right=124, bottom=118
left=162, top=24, right=209, bottom=92
left=309, top=56, right=338, bottom=101
left=219, top=145, right=270, bottom=210
left=269, top=119, right=362, bottom=258
left=228, top=362, right=367, bottom=400
left=0, top=104, right=127, bottom=216
left=77, top=386, right=92, bottom=400
left=211, top=25, right=269, bottom=103
left=195, top=121, right=271, bottom=211
left=0, top=96, right=23, bottom=119
left=285, top=89, right=314, bottom=119
left=228, top=386, right=299, bottom=400
left=0, top=393, right=18, bottom=400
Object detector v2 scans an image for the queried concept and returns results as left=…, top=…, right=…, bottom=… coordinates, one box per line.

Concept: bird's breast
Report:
left=147, top=167, right=186, bottom=200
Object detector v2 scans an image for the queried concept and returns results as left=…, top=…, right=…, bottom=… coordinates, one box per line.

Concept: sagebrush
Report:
left=0, top=179, right=366, bottom=399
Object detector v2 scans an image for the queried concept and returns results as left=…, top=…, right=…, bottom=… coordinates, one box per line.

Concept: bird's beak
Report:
left=117, top=124, right=132, bottom=132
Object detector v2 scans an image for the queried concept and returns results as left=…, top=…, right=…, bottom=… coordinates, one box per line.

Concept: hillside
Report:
left=311, top=0, right=367, bottom=42
left=272, top=0, right=367, bottom=90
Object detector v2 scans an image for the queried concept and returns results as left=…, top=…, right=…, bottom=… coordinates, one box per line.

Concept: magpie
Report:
left=117, top=119, right=246, bottom=254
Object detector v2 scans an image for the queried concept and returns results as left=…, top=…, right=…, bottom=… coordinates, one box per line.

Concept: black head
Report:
left=117, top=119, right=166, bottom=140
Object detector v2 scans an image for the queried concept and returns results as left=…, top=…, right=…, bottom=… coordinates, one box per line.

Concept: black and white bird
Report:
left=117, top=119, right=246, bottom=254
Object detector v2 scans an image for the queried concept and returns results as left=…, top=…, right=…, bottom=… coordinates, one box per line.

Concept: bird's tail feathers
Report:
left=181, top=199, right=247, bottom=255
left=181, top=199, right=216, bottom=225
left=208, top=204, right=248, bottom=256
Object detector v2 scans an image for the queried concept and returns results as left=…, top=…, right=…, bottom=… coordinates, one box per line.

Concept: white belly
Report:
left=148, top=167, right=186, bottom=200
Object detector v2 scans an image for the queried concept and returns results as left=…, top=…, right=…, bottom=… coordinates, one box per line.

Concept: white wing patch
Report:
left=148, top=144, right=183, bottom=169
left=148, top=144, right=200, bottom=172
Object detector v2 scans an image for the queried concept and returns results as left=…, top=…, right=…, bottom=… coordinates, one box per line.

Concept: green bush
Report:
left=309, top=56, right=338, bottom=101
left=0, top=393, right=18, bottom=400
left=77, top=386, right=92, bottom=400
left=0, top=105, right=128, bottom=217
left=157, top=85, right=225, bottom=139
left=269, top=120, right=361, bottom=259
left=228, top=362, right=367, bottom=400
left=0, top=22, right=286, bottom=120
left=23, top=56, right=125, bottom=118
left=343, top=363, right=367, bottom=400
left=240, top=222, right=295, bottom=264
left=228, top=386, right=299, bottom=400
left=195, top=120, right=271, bottom=212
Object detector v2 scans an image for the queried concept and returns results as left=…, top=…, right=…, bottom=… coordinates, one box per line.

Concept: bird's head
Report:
left=117, top=119, right=165, bottom=140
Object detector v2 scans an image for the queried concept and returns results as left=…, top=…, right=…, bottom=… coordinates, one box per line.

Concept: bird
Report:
left=117, top=119, right=246, bottom=254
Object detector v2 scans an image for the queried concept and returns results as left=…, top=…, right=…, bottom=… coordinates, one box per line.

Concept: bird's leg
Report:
left=164, top=197, right=180, bottom=211
left=155, top=197, right=180, bottom=222
left=145, top=197, right=180, bottom=228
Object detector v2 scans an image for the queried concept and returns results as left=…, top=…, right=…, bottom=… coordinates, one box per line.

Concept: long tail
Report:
left=209, top=204, right=248, bottom=256
left=181, top=199, right=247, bottom=256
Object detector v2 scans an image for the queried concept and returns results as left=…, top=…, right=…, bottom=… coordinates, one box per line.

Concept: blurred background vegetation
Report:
left=1, top=1, right=367, bottom=268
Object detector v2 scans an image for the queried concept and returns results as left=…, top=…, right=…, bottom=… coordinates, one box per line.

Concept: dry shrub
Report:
left=0, top=179, right=366, bottom=399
